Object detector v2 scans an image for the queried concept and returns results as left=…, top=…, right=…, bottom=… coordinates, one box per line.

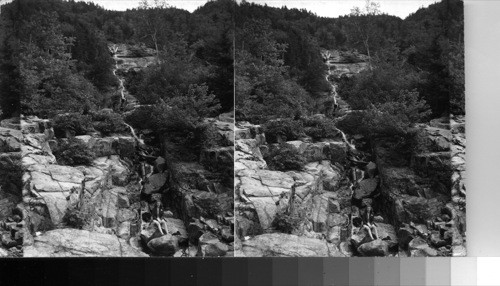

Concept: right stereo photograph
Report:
left=234, top=0, right=465, bottom=257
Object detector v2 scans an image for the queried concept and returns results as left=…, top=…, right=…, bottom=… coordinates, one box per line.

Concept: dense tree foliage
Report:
left=0, top=0, right=464, bottom=125
left=0, top=0, right=234, bottom=119
left=235, top=0, right=464, bottom=128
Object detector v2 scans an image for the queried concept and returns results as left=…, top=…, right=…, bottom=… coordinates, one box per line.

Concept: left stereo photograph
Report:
left=0, top=0, right=235, bottom=257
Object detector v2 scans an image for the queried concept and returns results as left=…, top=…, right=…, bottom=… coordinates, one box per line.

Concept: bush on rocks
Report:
left=90, top=110, right=127, bottom=136
left=124, top=106, right=155, bottom=130
left=272, top=208, right=306, bottom=234
left=62, top=200, right=96, bottom=229
left=263, top=119, right=304, bottom=144
left=301, top=117, right=340, bottom=140
left=53, top=113, right=92, bottom=138
left=337, top=110, right=410, bottom=140
left=264, top=144, right=306, bottom=171
left=53, top=139, right=96, bottom=166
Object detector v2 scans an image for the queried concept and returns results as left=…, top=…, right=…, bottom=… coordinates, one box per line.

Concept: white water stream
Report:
left=110, top=45, right=126, bottom=102
left=109, top=44, right=144, bottom=147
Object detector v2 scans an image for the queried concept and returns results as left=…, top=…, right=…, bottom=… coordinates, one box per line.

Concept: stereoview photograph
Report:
left=0, top=0, right=234, bottom=257
left=234, top=0, right=465, bottom=257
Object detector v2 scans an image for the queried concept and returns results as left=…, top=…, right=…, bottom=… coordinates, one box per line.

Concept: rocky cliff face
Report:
left=374, top=115, right=466, bottom=257
left=0, top=120, right=23, bottom=257
left=6, top=43, right=235, bottom=257
left=19, top=115, right=144, bottom=257
left=234, top=121, right=357, bottom=257
left=234, top=118, right=466, bottom=257
left=235, top=52, right=466, bottom=257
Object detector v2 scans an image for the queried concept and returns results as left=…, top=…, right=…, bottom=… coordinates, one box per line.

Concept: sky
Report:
left=86, top=0, right=438, bottom=19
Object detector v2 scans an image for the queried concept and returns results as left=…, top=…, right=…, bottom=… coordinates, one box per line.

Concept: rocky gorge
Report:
left=234, top=50, right=466, bottom=257
left=0, top=43, right=234, bottom=257
left=0, top=119, right=23, bottom=257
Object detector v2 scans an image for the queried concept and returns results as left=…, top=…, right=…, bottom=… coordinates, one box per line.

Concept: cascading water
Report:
left=124, top=122, right=145, bottom=146
left=110, top=45, right=127, bottom=105
left=325, top=74, right=338, bottom=107
left=109, top=44, right=143, bottom=146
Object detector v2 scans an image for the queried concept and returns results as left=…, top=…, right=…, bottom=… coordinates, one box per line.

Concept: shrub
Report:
left=90, top=110, right=127, bottom=136
left=53, top=113, right=92, bottom=138
left=264, top=144, right=306, bottom=171
left=62, top=206, right=87, bottom=229
left=124, top=106, right=155, bottom=130
left=336, top=111, right=365, bottom=136
left=62, top=199, right=96, bottom=229
left=272, top=208, right=305, bottom=234
left=337, top=109, right=411, bottom=139
left=200, top=122, right=231, bottom=149
left=0, top=159, right=23, bottom=194
left=263, top=119, right=305, bottom=144
left=301, top=116, right=340, bottom=140
left=53, top=139, right=96, bottom=166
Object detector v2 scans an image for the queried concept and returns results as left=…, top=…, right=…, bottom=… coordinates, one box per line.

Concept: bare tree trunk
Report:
left=151, top=30, right=161, bottom=65
left=364, top=38, right=372, bottom=70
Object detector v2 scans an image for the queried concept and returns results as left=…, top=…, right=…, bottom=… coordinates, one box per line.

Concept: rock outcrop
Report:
left=235, top=120, right=353, bottom=256
left=24, top=229, right=148, bottom=257
left=237, top=233, right=331, bottom=257
left=235, top=49, right=465, bottom=258
left=0, top=121, right=24, bottom=257
left=374, top=116, right=466, bottom=257
left=18, top=115, right=144, bottom=256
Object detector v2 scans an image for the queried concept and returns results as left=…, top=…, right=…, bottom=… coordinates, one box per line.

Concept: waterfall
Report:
left=109, top=44, right=126, bottom=102
left=124, top=122, right=145, bottom=146
left=325, top=73, right=338, bottom=108
left=118, top=78, right=126, bottom=101
left=340, top=130, right=356, bottom=151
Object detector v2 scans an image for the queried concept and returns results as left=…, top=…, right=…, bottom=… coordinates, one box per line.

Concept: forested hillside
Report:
left=235, top=0, right=464, bottom=126
left=0, top=0, right=235, bottom=257
left=0, top=0, right=234, bottom=118
left=234, top=0, right=466, bottom=258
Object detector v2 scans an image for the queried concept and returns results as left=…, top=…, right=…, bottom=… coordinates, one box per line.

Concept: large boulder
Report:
left=165, top=218, right=188, bottom=244
left=357, top=240, right=389, bottom=257
left=24, top=229, right=148, bottom=257
left=147, top=234, right=180, bottom=256
left=198, top=232, right=228, bottom=257
left=143, top=173, right=167, bottom=194
left=408, top=236, right=437, bottom=257
left=241, top=233, right=330, bottom=257
left=353, top=178, right=378, bottom=200
left=0, top=127, right=22, bottom=152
